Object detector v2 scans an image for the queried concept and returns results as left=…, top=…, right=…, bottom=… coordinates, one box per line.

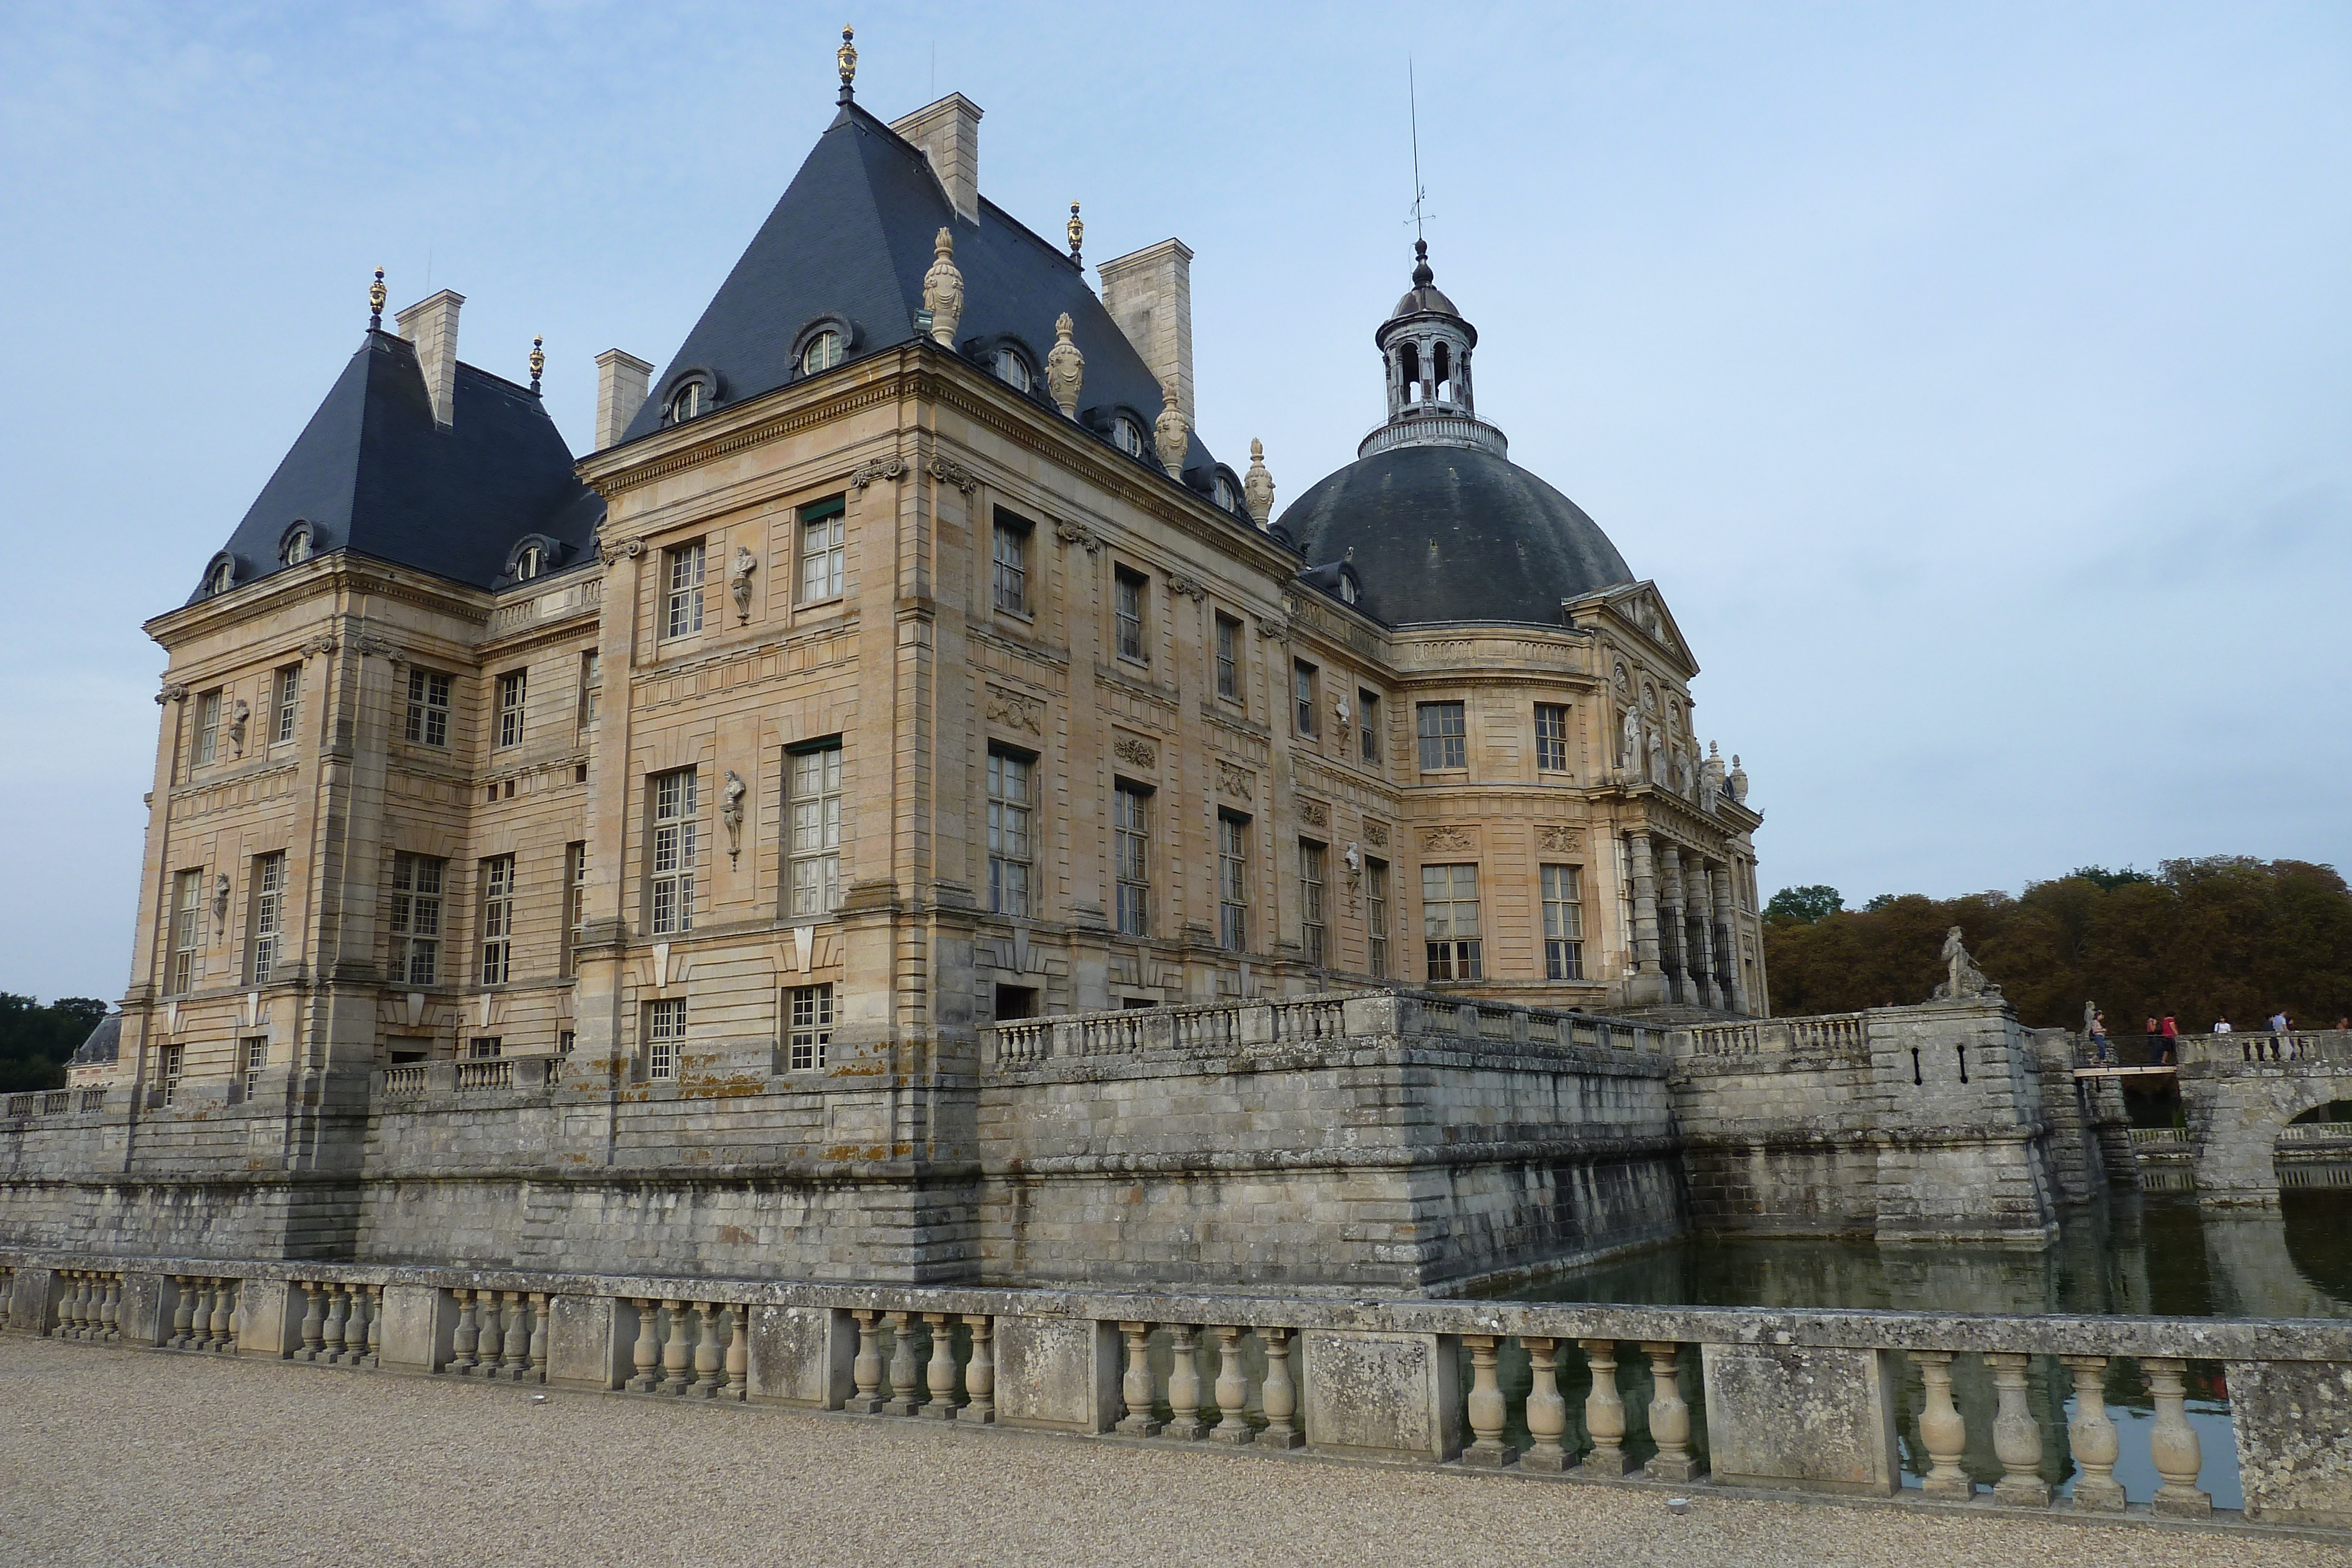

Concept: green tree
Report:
left=0, top=994, right=111, bottom=1094
left=1765, top=885, right=1844, bottom=925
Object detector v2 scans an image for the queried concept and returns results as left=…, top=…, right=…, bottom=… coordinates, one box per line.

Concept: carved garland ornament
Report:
left=1297, top=797, right=1329, bottom=828
left=1422, top=825, right=1473, bottom=852
left=928, top=455, right=980, bottom=496
left=1112, top=736, right=1158, bottom=770
left=1537, top=825, right=1583, bottom=854
left=1362, top=820, right=1389, bottom=847
left=985, top=686, right=1044, bottom=736
left=1215, top=760, right=1254, bottom=799
left=849, top=454, right=907, bottom=490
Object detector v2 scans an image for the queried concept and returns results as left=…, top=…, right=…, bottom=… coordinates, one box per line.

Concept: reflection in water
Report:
left=1482, top=1190, right=2352, bottom=1511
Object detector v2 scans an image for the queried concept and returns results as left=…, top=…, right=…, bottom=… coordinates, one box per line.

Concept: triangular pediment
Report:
left=1568, top=580, right=1698, bottom=676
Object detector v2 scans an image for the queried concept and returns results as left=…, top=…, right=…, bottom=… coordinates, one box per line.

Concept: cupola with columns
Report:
left=1364, top=239, right=1504, bottom=460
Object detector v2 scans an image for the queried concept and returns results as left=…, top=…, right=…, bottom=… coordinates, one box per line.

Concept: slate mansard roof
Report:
left=621, top=102, right=1220, bottom=479
left=192, top=331, right=602, bottom=606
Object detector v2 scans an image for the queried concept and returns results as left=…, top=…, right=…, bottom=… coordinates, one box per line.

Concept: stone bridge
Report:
left=2169, top=1031, right=2352, bottom=1206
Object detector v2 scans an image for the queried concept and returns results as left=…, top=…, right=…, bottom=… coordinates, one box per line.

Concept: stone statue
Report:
left=1242, top=438, right=1275, bottom=527
left=1932, top=926, right=2000, bottom=1001
left=1044, top=312, right=1084, bottom=416
left=1646, top=727, right=1666, bottom=787
left=1619, top=708, right=1641, bottom=776
left=921, top=228, right=963, bottom=347
left=721, top=769, right=746, bottom=865
left=1728, top=753, right=1749, bottom=805
left=1153, top=380, right=1188, bottom=479
left=729, top=546, right=757, bottom=623
left=228, top=700, right=250, bottom=757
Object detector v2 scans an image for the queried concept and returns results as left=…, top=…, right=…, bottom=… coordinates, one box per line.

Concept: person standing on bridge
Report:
left=2144, top=1017, right=2161, bottom=1062
left=2160, top=1013, right=2179, bottom=1065
left=2090, top=1010, right=2113, bottom=1065
left=2271, top=1009, right=2291, bottom=1062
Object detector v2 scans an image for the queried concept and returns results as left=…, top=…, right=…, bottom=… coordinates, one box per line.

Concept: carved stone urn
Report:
left=1044, top=312, right=1084, bottom=416
left=921, top=228, right=963, bottom=347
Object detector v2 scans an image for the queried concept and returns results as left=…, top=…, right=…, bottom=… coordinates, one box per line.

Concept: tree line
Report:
left=1762, top=857, right=2352, bottom=1032
left=0, top=994, right=109, bottom=1094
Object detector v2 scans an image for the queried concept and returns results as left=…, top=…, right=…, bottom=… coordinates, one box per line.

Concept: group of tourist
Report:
left=2082, top=1008, right=2348, bottom=1066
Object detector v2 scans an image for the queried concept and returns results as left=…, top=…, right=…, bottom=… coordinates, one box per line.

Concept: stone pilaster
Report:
left=1625, top=830, right=1664, bottom=1007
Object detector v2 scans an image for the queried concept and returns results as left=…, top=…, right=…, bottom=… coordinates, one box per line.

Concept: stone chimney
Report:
left=395, top=289, right=465, bottom=428
left=1098, top=240, right=1194, bottom=424
left=594, top=349, right=654, bottom=449
left=890, top=94, right=983, bottom=223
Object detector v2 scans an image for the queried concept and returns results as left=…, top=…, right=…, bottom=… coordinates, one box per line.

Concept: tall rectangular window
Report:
left=1298, top=840, right=1327, bottom=966
left=496, top=670, right=527, bottom=748
left=1218, top=812, right=1250, bottom=953
left=562, top=842, right=588, bottom=977
left=1215, top=614, right=1241, bottom=700
left=272, top=664, right=301, bottom=746
left=1358, top=690, right=1381, bottom=766
left=479, top=854, right=515, bottom=984
left=242, top=1037, right=268, bottom=1102
left=169, top=869, right=203, bottom=994
left=800, top=497, right=846, bottom=603
left=645, top=998, right=685, bottom=1080
left=1293, top=660, right=1319, bottom=737
left=664, top=542, right=705, bottom=638
left=649, top=769, right=697, bottom=935
left=1535, top=703, right=1570, bottom=773
left=577, top=651, right=600, bottom=728
left=1366, top=859, right=1391, bottom=979
left=194, top=690, right=223, bottom=765
left=247, top=852, right=285, bottom=985
left=1115, top=569, right=1147, bottom=662
left=789, top=743, right=843, bottom=916
left=1114, top=783, right=1151, bottom=938
left=405, top=669, right=452, bottom=747
left=986, top=749, right=1034, bottom=917
left=1422, top=862, right=1483, bottom=981
left=991, top=513, right=1029, bottom=614
left=788, top=983, right=833, bottom=1070
left=1542, top=864, right=1585, bottom=981
left=389, top=853, right=445, bottom=985
left=160, top=1043, right=185, bottom=1108
left=1416, top=701, right=1466, bottom=771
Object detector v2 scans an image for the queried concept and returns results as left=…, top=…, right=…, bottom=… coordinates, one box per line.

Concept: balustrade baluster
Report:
left=339, top=1285, right=368, bottom=1365
left=1115, top=1321, right=1163, bottom=1436
left=1520, top=1337, right=1569, bottom=1472
left=659, top=1299, right=693, bottom=1395
left=189, top=1279, right=216, bottom=1350
left=98, top=1276, right=121, bottom=1341
left=1208, top=1326, right=1255, bottom=1445
left=692, top=1302, right=725, bottom=1396
left=1164, top=1324, right=1207, bottom=1439
left=721, top=1305, right=747, bottom=1400
left=884, top=1312, right=926, bottom=1416
left=451, top=1289, right=484, bottom=1375
left=626, top=1298, right=660, bottom=1392
left=1914, top=1350, right=1972, bottom=1497
left=526, top=1292, right=548, bottom=1382
left=1259, top=1327, right=1302, bottom=1449
left=58, top=1272, right=82, bottom=1338
left=215, top=1279, right=239, bottom=1354
left=1462, top=1335, right=1513, bottom=1466
left=845, top=1309, right=887, bottom=1413
left=2143, top=1358, right=2211, bottom=1516
left=500, top=1292, right=530, bottom=1379
left=1986, top=1352, right=2048, bottom=1506
left=298, top=1281, right=328, bottom=1362
left=918, top=1312, right=960, bottom=1420
left=480, top=1293, right=510, bottom=1378
left=2060, top=1355, right=2124, bottom=1510
left=1578, top=1339, right=1629, bottom=1475
left=169, top=1277, right=196, bottom=1349
left=1641, top=1342, right=1699, bottom=1482
left=961, top=1316, right=994, bottom=1425
left=321, top=1283, right=349, bottom=1363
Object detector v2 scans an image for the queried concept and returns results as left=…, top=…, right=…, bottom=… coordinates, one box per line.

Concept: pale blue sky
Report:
left=2, top=2, right=2346, bottom=1001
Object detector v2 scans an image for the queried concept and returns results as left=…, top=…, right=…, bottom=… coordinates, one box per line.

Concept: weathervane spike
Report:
left=837, top=25, right=857, bottom=104
left=1067, top=202, right=1083, bottom=262
left=1408, top=59, right=1426, bottom=243
left=529, top=335, right=544, bottom=396
left=368, top=267, right=386, bottom=332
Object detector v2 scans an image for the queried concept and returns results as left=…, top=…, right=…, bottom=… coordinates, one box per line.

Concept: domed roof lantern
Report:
left=1367, top=239, right=1502, bottom=459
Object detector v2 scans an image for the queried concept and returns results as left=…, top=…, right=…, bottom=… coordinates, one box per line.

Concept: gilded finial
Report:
left=1067, top=202, right=1083, bottom=262
left=529, top=335, right=545, bottom=396
left=837, top=25, right=857, bottom=103
left=368, top=267, right=386, bottom=331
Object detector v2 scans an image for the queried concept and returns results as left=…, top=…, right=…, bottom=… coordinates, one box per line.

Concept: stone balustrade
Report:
left=2278, top=1121, right=2352, bottom=1144
left=2127, top=1127, right=2190, bottom=1147
left=1677, top=1013, right=1867, bottom=1057
left=2, top=1088, right=99, bottom=1118
left=454, top=1059, right=514, bottom=1092
left=5, top=1247, right=2350, bottom=1531
left=368, top=1056, right=562, bottom=1102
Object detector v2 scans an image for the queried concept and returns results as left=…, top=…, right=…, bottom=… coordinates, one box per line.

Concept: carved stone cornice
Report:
left=1054, top=521, right=1102, bottom=555
left=928, top=455, right=980, bottom=496
left=850, top=454, right=906, bottom=490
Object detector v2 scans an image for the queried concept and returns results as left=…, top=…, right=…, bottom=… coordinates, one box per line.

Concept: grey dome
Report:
left=1277, top=443, right=1633, bottom=626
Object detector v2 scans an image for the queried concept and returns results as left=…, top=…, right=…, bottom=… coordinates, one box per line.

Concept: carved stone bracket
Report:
left=155, top=682, right=189, bottom=706
left=1297, top=797, right=1329, bottom=828
left=850, top=454, right=907, bottom=490
left=598, top=538, right=645, bottom=566
left=1164, top=572, right=1207, bottom=603
left=928, top=455, right=980, bottom=495
left=353, top=633, right=403, bottom=663
left=1537, top=825, right=1583, bottom=854
left=300, top=634, right=340, bottom=658
left=1053, top=520, right=1102, bottom=554
left=1215, top=760, right=1254, bottom=799
left=1422, top=825, right=1473, bottom=852
left=985, top=686, right=1044, bottom=736
left=1113, top=735, right=1158, bottom=770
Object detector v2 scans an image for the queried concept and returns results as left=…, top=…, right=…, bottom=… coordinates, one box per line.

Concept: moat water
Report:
left=1475, top=1191, right=2352, bottom=1510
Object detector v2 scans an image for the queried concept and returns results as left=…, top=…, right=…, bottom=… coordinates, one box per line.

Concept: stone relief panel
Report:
left=1536, top=826, right=1583, bottom=854
left=1112, top=734, right=1158, bottom=770
left=1215, top=761, right=1255, bottom=799
left=1362, top=820, right=1389, bottom=848
left=1297, top=797, right=1329, bottom=828
left=1422, top=825, right=1474, bottom=853
left=986, top=686, right=1045, bottom=737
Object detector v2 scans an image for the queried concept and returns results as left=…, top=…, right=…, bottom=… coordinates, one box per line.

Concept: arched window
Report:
left=993, top=346, right=1031, bottom=393
left=515, top=544, right=545, bottom=582
left=1434, top=342, right=1452, bottom=402
left=666, top=382, right=703, bottom=424
left=801, top=330, right=844, bottom=376
left=204, top=557, right=235, bottom=596
left=1114, top=415, right=1146, bottom=459
left=1399, top=343, right=1421, bottom=402
left=280, top=524, right=312, bottom=566
left=1214, top=475, right=1237, bottom=511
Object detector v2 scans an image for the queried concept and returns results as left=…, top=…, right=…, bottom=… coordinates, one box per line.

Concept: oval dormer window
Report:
left=993, top=346, right=1031, bottom=393
left=1114, top=415, right=1146, bottom=459
left=280, top=524, right=312, bottom=566
left=1339, top=574, right=1360, bottom=606
left=515, top=544, right=546, bottom=583
left=801, top=330, right=844, bottom=376
left=1214, top=476, right=1238, bottom=511
left=204, top=557, right=235, bottom=597
left=667, top=382, right=704, bottom=424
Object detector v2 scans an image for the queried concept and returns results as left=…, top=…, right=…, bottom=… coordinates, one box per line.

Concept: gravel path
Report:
left=0, top=1333, right=2337, bottom=1568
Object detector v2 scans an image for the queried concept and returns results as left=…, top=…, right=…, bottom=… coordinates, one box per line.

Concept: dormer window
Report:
left=801, top=330, right=844, bottom=376
left=1339, top=573, right=1360, bottom=606
left=515, top=544, right=545, bottom=582
left=666, top=382, right=704, bottom=424
left=280, top=524, right=312, bottom=566
left=202, top=556, right=236, bottom=597
left=993, top=346, right=1031, bottom=393
left=1214, top=475, right=1238, bottom=511
left=1114, top=415, right=1146, bottom=459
